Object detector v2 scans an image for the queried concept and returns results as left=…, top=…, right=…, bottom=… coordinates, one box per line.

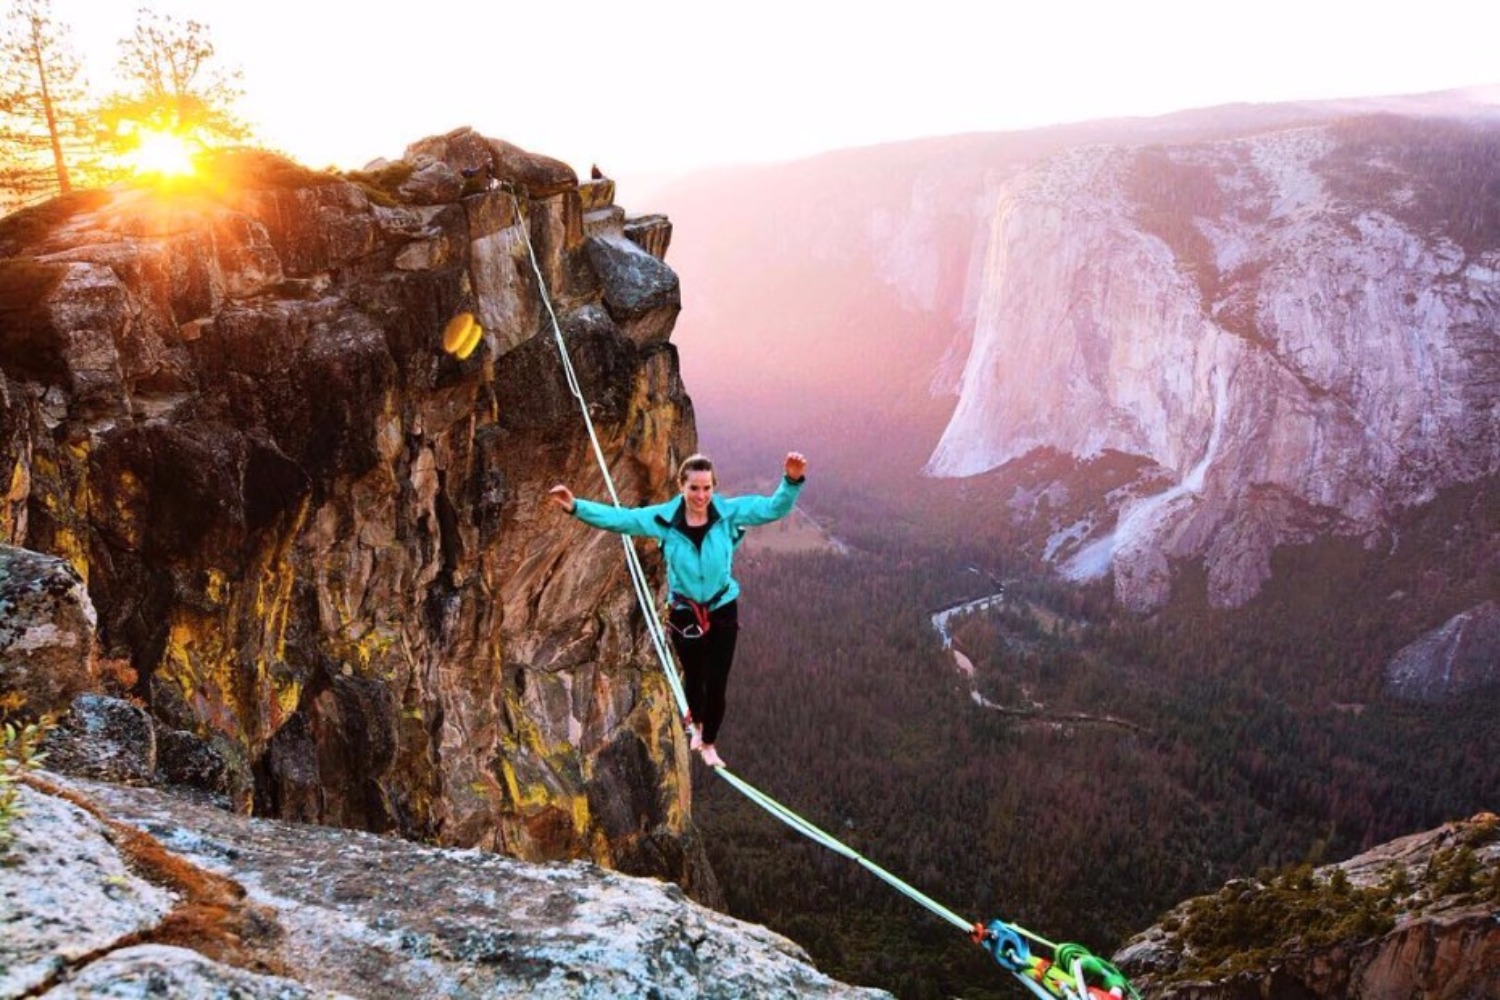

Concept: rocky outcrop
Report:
left=1385, top=600, right=1500, bottom=702
left=41, top=692, right=157, bottom=785
left=1115, top=812, right=1500, bottom=998
left=3, top=785, right=172, bottom=996
left=924, top=114, right=1500, bottom=610
left=0, top=137, right=709, bottom=894
left=0, top=544, right=96, bottom=714
left=4, top=774, right=887, bottom=999
left=406, top=126, right=579, bottom=198
left=585, top=234, right=682, bottom=346
left=39, top=946, right=362, bottom=1000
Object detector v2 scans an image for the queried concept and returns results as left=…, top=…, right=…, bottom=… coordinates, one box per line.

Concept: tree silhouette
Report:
left=0, top=0, right=90, bottom=209
left=97, top=8, right=249, bottom=158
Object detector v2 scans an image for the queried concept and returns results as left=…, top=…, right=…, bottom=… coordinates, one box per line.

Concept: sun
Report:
left=123, top=127, right=200, bottom=179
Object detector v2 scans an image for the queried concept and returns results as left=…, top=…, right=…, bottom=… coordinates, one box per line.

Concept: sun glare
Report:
left=124, top=127, right=200, bottom=179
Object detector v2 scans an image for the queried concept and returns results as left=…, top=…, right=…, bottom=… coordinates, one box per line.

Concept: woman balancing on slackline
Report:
left=548, top=451, right=807, bottom=768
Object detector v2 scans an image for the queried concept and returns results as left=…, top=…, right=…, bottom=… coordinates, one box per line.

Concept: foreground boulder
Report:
left=5, top=774, right=888, bottom=999
left=0, top=544, right=96, bottom=714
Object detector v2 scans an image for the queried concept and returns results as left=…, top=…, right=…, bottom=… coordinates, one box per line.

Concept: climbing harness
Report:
left=669, top=597, right=713, bottom=639
left=668, top=584, right=728, bottom=639
left=507, top=193, right=1142, bottom=1000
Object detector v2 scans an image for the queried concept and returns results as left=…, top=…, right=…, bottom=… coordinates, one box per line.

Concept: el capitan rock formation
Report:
left=652, top=96, right=1500, bottom=617
left=928, top=115, right=1500, bottom=611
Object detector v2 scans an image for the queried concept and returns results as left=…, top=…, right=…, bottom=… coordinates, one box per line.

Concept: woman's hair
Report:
left=677, top=453, right=716, bottom=486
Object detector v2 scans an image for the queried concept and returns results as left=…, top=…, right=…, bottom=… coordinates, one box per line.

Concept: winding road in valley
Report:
left=929, top=589, right=1156, bottom=738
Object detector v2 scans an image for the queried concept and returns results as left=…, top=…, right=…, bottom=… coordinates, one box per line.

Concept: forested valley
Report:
left=691, top=471, right=1500, bottom=1000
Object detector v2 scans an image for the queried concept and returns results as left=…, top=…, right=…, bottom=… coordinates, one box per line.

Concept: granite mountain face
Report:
left=656, top=95, right=1500, bottom=623
left=929, top=114, right=1500, bottom=613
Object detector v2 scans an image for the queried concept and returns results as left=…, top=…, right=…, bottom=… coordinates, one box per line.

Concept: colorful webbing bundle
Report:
left=974, top=921, right=1142, bottom=1000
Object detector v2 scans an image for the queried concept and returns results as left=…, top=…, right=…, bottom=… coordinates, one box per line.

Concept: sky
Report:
left=47, top=0, right=1500, bottom=198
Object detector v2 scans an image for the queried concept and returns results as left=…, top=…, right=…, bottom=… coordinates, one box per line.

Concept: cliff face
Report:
left=926, top=115, right=1500, bottom=610
left=1115, top=812, right=1500, bottom=999
left=0, top=131, right=712, bottom=893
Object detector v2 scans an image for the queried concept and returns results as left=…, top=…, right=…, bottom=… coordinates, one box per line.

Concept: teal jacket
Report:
left=571, top=475, right=804, bottom=609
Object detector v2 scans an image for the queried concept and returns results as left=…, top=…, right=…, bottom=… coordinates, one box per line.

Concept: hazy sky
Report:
left=50, top=0, right=1500, bottom=194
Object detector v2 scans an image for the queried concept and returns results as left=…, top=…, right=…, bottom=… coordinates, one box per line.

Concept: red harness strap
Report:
left=669, top=584, right=730, bottom=639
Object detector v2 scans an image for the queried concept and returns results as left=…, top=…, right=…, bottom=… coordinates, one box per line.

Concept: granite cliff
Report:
left=0, top=128, right=714, bottom=894
left=926, top=113, right=1500, bottom=612
left=654, top=97, right=1499, bottom=623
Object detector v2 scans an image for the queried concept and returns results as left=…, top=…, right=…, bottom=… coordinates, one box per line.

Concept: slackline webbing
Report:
left=504, top=192, right=1137, bottom=1000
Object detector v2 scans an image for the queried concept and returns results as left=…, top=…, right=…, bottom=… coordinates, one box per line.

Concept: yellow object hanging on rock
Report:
left=442, top=311, right=483, bottom=360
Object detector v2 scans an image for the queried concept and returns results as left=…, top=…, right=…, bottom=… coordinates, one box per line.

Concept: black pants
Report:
left=669, top=599, right=739, bottom=745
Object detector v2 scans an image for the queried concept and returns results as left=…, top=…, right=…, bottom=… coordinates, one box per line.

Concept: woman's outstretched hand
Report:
left=547, top=485, right=576, bottom=513
left=784, top=452, right=807, bottom=480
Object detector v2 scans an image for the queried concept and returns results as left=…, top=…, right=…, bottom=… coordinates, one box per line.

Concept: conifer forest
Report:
left=693, top=470, right=1499, bottom=1000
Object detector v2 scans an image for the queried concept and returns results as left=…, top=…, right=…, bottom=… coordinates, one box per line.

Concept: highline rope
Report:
left=504, top=192, right=1138, bottom=1000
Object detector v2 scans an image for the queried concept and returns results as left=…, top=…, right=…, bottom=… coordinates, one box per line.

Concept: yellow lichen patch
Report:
left=498, top=758, right=524, bottom=807
left=324, top=624, right=397, bottom=679
left=463, top=773, right=505, bottom=811
left=50, top=527, right=88, bottom=584
left=30, top=450, right=57, bottom=483
left=1, top=459, right=29, bottom=541
left=571, top=793, right=590, bottom=835
left=161, top=622, right=201, bottom=702
left=246, top=496, right=309, bottom=664
left=499, top=688, right=546, bottom=757
left=270, top=674, right=301, bottom=729
left=177, top=499, right=309, bottom=743
left=629, top=671, right=692, bottom=830
left=203, top=567, right=228, bottom=605
left=107, top=469, right=145, bottom=550
left=518, top=777, right=558, bottom=811
left=631, top=670, right=672, bottom=758
left=160, top=613, right=242, bottom=739
left=497, top=749, right=575, bottom=816
left=261, top=565, right=296, bottom=664
left=24, top=446, right=92, bottom=580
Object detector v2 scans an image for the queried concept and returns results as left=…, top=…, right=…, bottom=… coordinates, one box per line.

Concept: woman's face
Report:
left=680, top=470, right=714, bottom=516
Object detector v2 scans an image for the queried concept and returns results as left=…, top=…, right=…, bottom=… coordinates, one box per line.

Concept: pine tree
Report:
left=0, top=0, right=90, bottom=210
left=98, top=8, right=250, bottom=156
